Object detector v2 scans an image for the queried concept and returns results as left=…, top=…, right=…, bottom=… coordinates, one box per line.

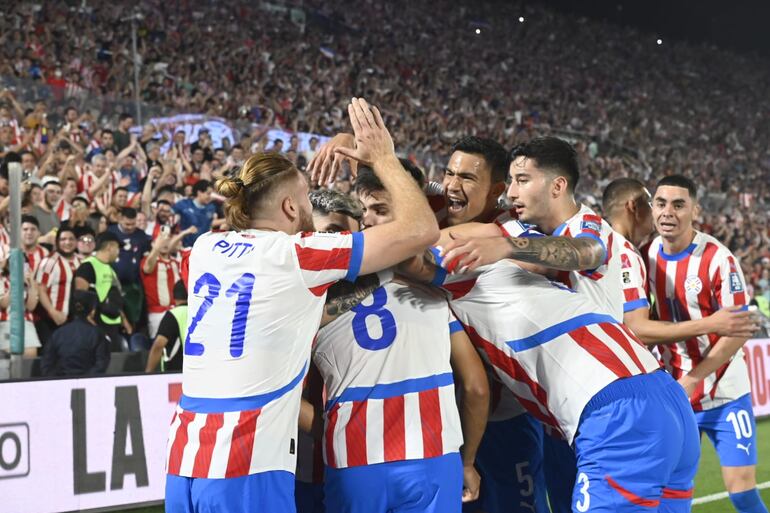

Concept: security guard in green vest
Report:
left=146, top=280, right=188, bottom=372
left=74, top=231, right=129, bottom=352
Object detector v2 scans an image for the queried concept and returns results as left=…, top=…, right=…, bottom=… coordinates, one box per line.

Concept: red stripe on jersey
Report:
left=443, top=279, right=477, bottom=300
left=569, top=326, right=633, bottom=379
left=696, top=244, right=719, bottom=315
left=191, top=413, right=224, bottom=477
left=655, top=257, right=681, bottom=378
left=673, top=257, right=705, bottom=402
left=295, top=244, right=351, bottom=271
left=661, top=487, right=693, bottom=499
left=168, top=410, right=195, bottom=475
left=600, top=323, right=648, bottom=373
left=605, top=475, right=660, bottom=507
left=308, top=282, right=335, bottom=297
left=419, top=389, right=443, bottom=458
left=225, top=409, right=261, bottom=477
left=578, top=270, right=604, bottom=281
left=325, top=405, right=340, bottom=468
left=345, top=401, right=368, bottom=467
left=464, top=324, right=564, bottom=436
left=383, top=396, right=406, bottom=462
left=623, top=287, right=640, bottom=302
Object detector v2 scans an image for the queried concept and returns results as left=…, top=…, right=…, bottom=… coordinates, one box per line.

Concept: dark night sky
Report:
left=535, top=0, right=770, bottom=58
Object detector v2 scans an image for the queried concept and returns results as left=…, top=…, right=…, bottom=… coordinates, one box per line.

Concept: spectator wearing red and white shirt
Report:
left=35, top=226, right=82, bottom=345
left=0, top=269, right=41, bottom=357
left=78, top=153, right=117, bottom=207
left=140, top=226, right=196, bottom=336
left=19, top=215, right=49, bottom=275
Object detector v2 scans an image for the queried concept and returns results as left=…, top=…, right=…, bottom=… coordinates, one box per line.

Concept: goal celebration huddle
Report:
left=164, top=98, right=766, bottom=513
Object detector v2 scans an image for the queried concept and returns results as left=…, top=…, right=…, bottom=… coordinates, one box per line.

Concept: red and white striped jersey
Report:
left=166, top=229, right=363, bottom=479
left=77, top=169, right=118, bottom=205
left=314, top=281, right=463, bottom=468
left=35, top=252, right=82, bottom=316
left=55, top=199, right=72, bottom=222
left=140, top=256, right=181, bottom=313
left=646, top=232, right=750, bottom=411
left=552, top=204, right=624, bottom=321
left=617, top=235, right=649, bottom=314
left=25, top=245, right=50, bottom=274
left=436, top=260, right=659, bottom=443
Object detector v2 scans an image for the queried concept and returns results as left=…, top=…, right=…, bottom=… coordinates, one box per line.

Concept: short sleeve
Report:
left=156, top=311, right=180, bottom=341
left=494, top=210, right=543, bottom=238
left=620, top=247, right=649, bottom=313
left=563, top=213, right=607, bottom=259
left=293, top=231, right=364, bottom=294
left=712, top=252, right=748, bottom=309
left=75, top=261, right=96, bottom=285
left=448, top=309, right=463, bottom=334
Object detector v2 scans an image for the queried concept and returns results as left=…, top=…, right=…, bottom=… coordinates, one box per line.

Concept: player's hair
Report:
left=156, top=199, right=173, bottom=208
left=510, top=136, right=579, bottom=192
left=602, top=178, right=646, bottom=217
left=120, top=207, right=138, bottom=219
left=309, top=189, right=362, bottom=220
left=114, top=186, right=129, bottom=195
left=69, top=290, right=98, bottom=320
left=656, top=174, right=697, bottom=199
left=21, top=214, right=39, bottom=229
left=91, top=153, right=107, bottom=164
left=216, top=152, right=301, bottom=230
left=451, top=136, right=510, bottom=183
left=354, top=158, right=425, bottom=196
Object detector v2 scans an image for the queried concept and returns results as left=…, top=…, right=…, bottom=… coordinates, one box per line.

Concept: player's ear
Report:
left=489, top=181, right=506, bottom=199
left=551, top=176, right=568, bottom=197
left=281, top=194, right=298, bottom=222
left=693, top=202, right=701, bottom=219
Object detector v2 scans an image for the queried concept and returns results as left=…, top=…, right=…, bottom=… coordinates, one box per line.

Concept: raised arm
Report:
left=334, top=99, right=439, bottom=275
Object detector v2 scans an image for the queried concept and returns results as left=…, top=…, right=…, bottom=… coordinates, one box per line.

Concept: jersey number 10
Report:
left=184, top=272, right=255, bottom=357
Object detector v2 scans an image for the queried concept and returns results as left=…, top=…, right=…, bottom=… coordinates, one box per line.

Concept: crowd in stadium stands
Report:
left=0, top=0, right=769, bottom=367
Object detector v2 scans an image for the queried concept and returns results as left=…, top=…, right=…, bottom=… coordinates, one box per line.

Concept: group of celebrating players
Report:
left=162, top=99, right=767, bottom=513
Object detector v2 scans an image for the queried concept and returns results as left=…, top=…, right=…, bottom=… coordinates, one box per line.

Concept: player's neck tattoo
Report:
left=323, top=273, right=384, bottom=323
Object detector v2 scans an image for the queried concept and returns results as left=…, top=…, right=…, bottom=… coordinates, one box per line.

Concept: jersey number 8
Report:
left=351, top=287, right=397, bottom=351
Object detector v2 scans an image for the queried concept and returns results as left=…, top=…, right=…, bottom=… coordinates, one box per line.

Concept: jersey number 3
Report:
left=185, top=272, right=255, bottom=357
left=351, top=287, right=397, bottom=351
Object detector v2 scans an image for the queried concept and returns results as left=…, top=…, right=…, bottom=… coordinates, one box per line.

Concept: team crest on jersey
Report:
left=581, top=220, right=601, bottom=233
left=684, top=275, right=702, bottom=294
left=622, top=271, right=631, bottom=284
left=729, top=272, right=744, bottom=293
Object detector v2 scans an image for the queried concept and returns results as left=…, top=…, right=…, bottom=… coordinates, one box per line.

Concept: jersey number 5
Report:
left=185, top=272, right=255, bottom=357
left=351, top=287, right=397, bottom=351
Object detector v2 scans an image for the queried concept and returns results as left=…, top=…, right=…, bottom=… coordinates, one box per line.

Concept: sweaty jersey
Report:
left=166, top=229, right=363, bottom=479
left=435, top=260, right=659, bottom=443
left=646, top=232, right=750, bottom=412
left=314, top=281, right=463, bottom=469
left=617, top=234, right=649, bottom=314
left=552, top=204, right=624, bottom=321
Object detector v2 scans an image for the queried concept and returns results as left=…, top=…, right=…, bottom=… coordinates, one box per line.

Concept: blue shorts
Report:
left=295, top=480, right=325, bottom=513
left=325, top=453, right=462, bottom=513
left=573, top=371, right=700, bottom=512
left=695, top=394, right=758, bottom=467
left=463, top=413, right=548, bottom=513
left=166, top=470, right=295, bottom=513
left=543, top=433, right=578, bottom=513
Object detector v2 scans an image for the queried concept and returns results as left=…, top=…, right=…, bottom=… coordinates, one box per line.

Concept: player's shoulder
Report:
left=563, top=204, right=604, bottom=232
left=693, top=231, right=735, bottom=262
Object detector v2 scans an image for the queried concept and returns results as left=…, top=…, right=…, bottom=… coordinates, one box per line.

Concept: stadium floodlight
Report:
left=657, top=38, right=663, bottom=45
left=519, top=16, right=525, bottom=23
left=475, top=28, right=481, bottom=34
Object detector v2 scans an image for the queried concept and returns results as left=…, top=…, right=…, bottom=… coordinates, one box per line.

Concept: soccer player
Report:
left=311, top=166, right=488, bottom=513
left=440, top=137, right=626, bottom=512
left=407, top=251, right=701, bottom=512
left=309, top=189, right=361, bottom=233
left=164, top=98, right=440, bottom=513
left=645, top=175, right=768, bottom=513
left=602, top=178, right=758, bottom=344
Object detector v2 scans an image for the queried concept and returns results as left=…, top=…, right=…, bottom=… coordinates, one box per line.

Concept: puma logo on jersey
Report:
left=737, top=442, right=752, bottom=456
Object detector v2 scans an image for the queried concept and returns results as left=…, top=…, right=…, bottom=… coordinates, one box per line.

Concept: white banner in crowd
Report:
left=0, top=373, right=181, bottom=513
left=746, top=338, right=770, bottom=418
left=1, top=340, right=769, bottom=513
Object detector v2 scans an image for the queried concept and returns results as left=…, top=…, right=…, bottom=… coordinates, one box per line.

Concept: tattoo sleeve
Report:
left=321, top=273, right=383, bottom=326
left=505, top=236, right=604, bottom=271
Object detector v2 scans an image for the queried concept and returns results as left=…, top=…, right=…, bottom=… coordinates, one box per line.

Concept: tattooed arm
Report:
left=320, top=271, right=392, bottom=327
left=438, top=234, right=605, bottom=273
